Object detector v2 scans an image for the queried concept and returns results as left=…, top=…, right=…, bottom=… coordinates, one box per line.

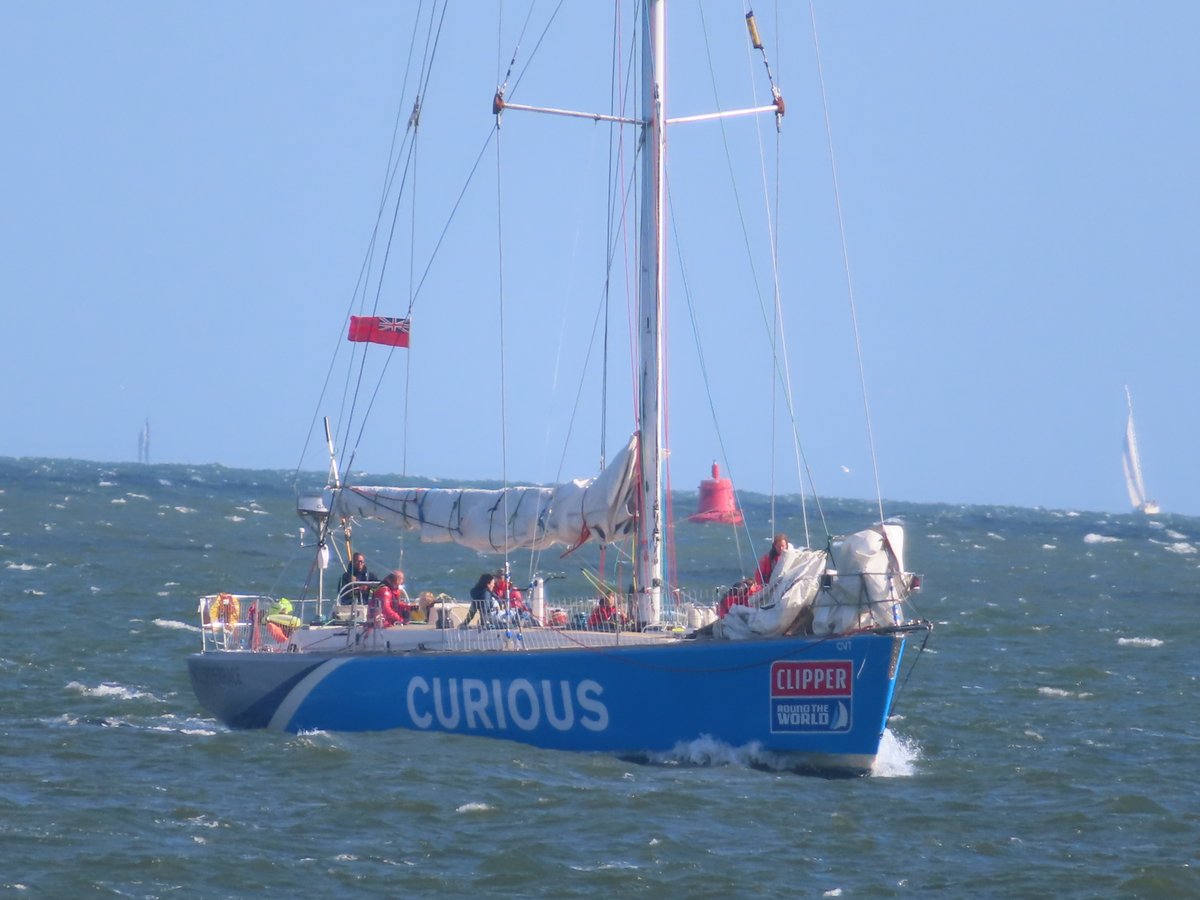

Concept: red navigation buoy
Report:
left=688, top=462, right=743, bottom=525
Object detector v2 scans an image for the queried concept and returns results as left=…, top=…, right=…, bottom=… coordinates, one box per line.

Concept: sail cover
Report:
left=325, top=435, right=639, bottom=554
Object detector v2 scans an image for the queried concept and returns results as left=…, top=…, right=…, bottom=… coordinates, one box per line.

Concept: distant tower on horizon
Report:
left=138, top=419, right=151, bottom=464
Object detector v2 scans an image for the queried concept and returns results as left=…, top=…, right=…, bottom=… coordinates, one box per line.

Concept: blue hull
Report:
left=189, top=631, right=909, bottom=772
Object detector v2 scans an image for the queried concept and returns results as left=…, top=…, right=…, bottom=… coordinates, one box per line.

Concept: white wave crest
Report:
left=1037, top=686, right=1092, bottom=699
left=1163, top=542, right=1196, bottom=555
left=67, top=681, right=160, bottom=702
left=1083, top=534, right=1120, bottom=544
left=1117, top=637, right=1164, bottom=648
left=154, top=618, right=200, bottom=633
left=455, top=802, right=493, bottom=813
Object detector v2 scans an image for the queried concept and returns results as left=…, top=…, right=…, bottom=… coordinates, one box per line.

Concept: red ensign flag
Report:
left=347, top=316, right=411, bottom=348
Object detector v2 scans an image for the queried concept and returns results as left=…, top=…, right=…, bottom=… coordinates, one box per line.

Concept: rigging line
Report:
left=495, top=0, right=536, bottom=92
left=367, top=92, right=429, bottom=320
left=609, top=4, right=640, bottom=434
left=406, top=126, right=498, bottom=314
left=340, top=349, right=402, bottom=491
left=666, top=180, right=755, bottom=577
left=525, top=138, right=640, bottom=592
left=599, top=0, right=623, bottom=477
left=339, top=112, right=429, bottom=479
left=589, top=5, right=636, bottom=582
left=495, top=104, right=511, bottom=570
left=397, top=0, right=450, bottom=478
left=595, top=0, right=635, bottom=550
left=403, top=102, right=419, bottom=487
left=360, top=4, right=441, bottom=308
left=378, top=1, right=435, bottom=235
left=505, top=0, right=568, bottom=100
left=292, top=4, right=433, bottom=487
left=746, top=1, right=816, bottom=547
left=694, top=3, right=827, bottom=542
left=548, top=142, right=641, bottom=476
left=807, top=0, right=886, bottom=526
left=337, top=46, right=433, bottom=473
left=748, top=3, right=830, bottom=541
left=740, top=2, right=823, bottom=545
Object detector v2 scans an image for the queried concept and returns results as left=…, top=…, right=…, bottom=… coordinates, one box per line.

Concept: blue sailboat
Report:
left=188, top=2, right=931, bottom=775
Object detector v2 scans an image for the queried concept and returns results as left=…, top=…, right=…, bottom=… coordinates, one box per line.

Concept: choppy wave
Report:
left=3, top=455, right=1200, bottom=896
left=455, top=802, right=493, bottom=814
left=66, top=681, right=162, bottom=702
left=1038, top=686, right=1094, bottom=699
left=1117, top=637, right=1164, bottom=648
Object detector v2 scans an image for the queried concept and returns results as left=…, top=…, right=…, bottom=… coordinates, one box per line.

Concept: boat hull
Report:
left=189, top=631, right=910, bottom=773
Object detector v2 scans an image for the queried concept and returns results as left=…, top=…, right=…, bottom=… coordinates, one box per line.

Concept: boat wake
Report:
left=638, top=730, right=922, bottom=777
left=153, top=617, right=199, bottom=633
left=54, top=712, right=218, bottom=736
left=641, top=735, right=764, bottom=769
left=870, top=729, right=921, bottom=778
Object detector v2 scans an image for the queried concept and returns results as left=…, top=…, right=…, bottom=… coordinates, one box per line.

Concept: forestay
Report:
left=326, top=435, right=640, bottom=553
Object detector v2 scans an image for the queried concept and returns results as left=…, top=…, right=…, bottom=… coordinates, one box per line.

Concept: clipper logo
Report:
left=770, top=661, right=853, bottom=733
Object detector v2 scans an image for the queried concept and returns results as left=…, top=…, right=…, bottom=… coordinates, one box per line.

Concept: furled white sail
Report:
left=813, top=524, right=911, bottom=634
left=1123, top=386, right=1159, bottom=514
left=715, top=524, right=912, bottom=640
left=325, top=435, right=640, bottom=554
left=713, top=546, right=827, bottom=640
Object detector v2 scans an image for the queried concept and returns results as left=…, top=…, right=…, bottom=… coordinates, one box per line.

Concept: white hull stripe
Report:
left=268, top=657, right=354, bottom=731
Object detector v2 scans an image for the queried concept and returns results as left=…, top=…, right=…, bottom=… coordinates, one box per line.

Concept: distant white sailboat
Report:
left=137, top=419, right=150, bottom=465
left=1122, top=386, right=1159, bottom=515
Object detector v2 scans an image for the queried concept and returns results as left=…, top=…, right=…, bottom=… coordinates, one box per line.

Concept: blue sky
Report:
left=2, top=3, right=1197, bottom=516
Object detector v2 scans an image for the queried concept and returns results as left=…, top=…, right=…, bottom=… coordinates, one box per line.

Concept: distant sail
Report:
left=138, top=419, right=151, bottom=464
left=1122, top=387, right=1159, bottom=515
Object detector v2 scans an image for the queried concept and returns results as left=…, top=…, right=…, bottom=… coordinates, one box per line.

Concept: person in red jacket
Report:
left=754, top=533, right=789, bottom=587
left=494, top=569, right=526, bottom=607
left=371, top=571, right=411, bottom=626
left=717, top=578, right=760, bottom=618
left=587, top=592, right=628, bottom=630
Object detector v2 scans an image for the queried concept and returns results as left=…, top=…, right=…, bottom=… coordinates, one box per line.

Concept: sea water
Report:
left=1, top=456, right=1197, bottom=897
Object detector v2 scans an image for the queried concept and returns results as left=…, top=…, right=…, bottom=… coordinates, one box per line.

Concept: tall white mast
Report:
left=635, top=0, right=666, bottom=624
